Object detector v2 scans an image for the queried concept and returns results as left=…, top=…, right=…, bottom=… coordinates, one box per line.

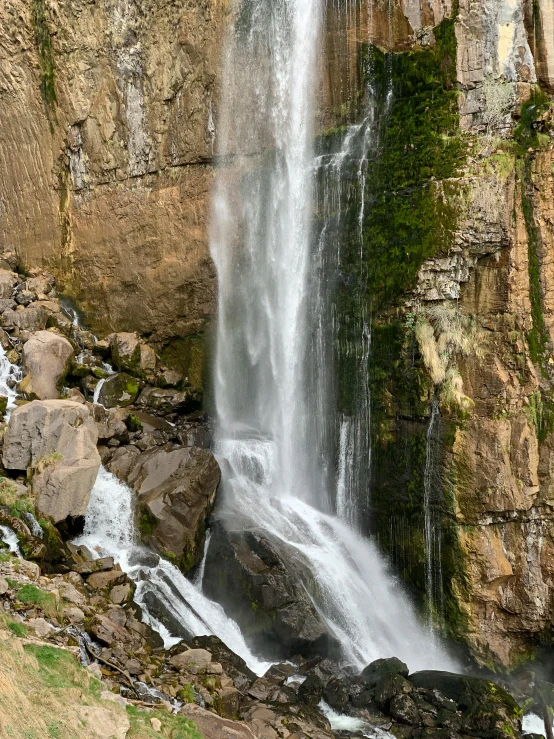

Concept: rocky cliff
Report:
left=0, top=0, right=227, bottom=380
left=2, top=0, right=554, bottom=676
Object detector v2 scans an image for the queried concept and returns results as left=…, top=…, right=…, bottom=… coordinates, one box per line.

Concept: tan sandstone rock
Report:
left=3, top=401, right=101, bottom=523
left=19, top=331, right=74, bottom=400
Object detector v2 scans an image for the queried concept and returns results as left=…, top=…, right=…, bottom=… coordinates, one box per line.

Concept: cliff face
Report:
left=337, top=0, right=554, bottom=669
left=0, top=0, right=227, bottom=372
left=2, top=0, right=554, bottom=671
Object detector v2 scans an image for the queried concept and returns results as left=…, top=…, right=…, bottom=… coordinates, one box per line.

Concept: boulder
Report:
left=203, top=523, right=339, bottom=660
left=362, top=657, right=409, bottom=686
left=298, top=673, right=325, bottom=706
left=126, top=444, right=220, bottom=572
left=170, top=648, right=212, bottom=672
left=0, top=270, right=18, bottom=299
left=3, top=400, right=101, bottom=523
left=97, top=373, right=142, bottom=408
left=179, top=703, right=256, bottom=739
left=110, top=332, right=156, bottom=376
left=136, top=386, right=202, bottom=415
left=19, top=331, right=74, bottom=400
left=2, top=304, right=47, bottom=332
left=410, top=671, right=522, bottom=738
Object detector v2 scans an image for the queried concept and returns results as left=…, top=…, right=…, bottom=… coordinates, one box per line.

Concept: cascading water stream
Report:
left=209, top=0, right=455, bottom=671
left=73, top=467, right=272, bottom=675
left=423, top=398, right=444, bottom=630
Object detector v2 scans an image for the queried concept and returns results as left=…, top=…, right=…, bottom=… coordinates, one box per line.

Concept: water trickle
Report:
left=423, top=398, right=445, bottom=630
left=0, top=344, right=21, bottom=418
left=22, top=512, right=43, bottom=539
left=92, top=378, right=106, bottom=406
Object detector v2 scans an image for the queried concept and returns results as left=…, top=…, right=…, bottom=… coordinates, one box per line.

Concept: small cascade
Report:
left=423, top=398, right=444, bottom=629
left=22, top=512, right=44, bottom=539
left=0, top=344, right=22, bottom=417
left=73, top=467, right=272, bottom=676
left=0, top=525, right=21, bottom=556
left=92, top=378, right=106, bottom=405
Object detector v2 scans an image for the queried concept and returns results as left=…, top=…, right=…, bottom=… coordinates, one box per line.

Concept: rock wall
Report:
left=347, top=0, right=554, bottom=669
left=0, top=0, right=228, bottom=361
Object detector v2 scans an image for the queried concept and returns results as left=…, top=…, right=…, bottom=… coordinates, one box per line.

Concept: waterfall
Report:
left=423, top=398, right=444, bottom=629
left=209, top=0, right=454, bottom=670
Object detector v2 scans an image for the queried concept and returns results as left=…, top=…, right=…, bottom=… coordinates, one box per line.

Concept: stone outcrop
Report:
left=203, top=523, right=338, bottom=661
left=19, top=330, right=73, bottom=400
left=113, top=444, right=220, bottom=573
left=3, top=400, right=101, bottom=522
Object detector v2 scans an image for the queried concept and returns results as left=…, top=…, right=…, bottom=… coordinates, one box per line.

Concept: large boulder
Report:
left=96, top=373, right=141, bottom=408
left=410, top=671, right=522, bottom=738
left=109, top=332, right=156, bottom=376
left=1, top=304, right=48, bottom=332
left=3, top=400, right=101, bottom=523
left=135, top=386, right=202, bottom=415
left=19, top=330, right=74, bottom=400
left=123, top=444, right=220, bottom=572
left=203, top=523, right=339, bottom=661
left=0, top=270, right=17, bottom=299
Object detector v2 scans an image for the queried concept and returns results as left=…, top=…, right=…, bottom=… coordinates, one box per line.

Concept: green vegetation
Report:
left=126, top=704, right=203, bottom=739
left=358, top=18, right=465, bottom=305
left=17, top=584, right=57, bottom=618
left=126, top=413, right=143, bottom=432
left=5, top=620, right=28, bottom=638
left=138, top=506, right=157, bottom=539
left=514, top=87, right=550, bottom=152
left=31, top=0, right=57, bottom=118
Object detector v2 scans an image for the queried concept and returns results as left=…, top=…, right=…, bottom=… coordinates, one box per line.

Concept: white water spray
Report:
left=209, top=0, right=454, bottom=670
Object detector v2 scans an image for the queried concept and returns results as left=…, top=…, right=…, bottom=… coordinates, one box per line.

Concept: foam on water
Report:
left=0, top=525, right=21, bottom=556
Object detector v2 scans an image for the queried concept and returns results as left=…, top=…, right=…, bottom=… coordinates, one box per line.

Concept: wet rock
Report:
left=299, top=673, right=324, bottom=706
left=362, top=657, right=409, bottom=686
left=97, top=373, right=142, bottom=408
left=390, top=693, right=421, bottom=725
left=203, top=523, right=338, bottom=661
left=110, top=332, right=156, bottom=377
left=323, top=676, right=351, bottom=711
left=374, top=674, right=413, bottom=713
left=126, top=444, right=220, bottom=572
left=3, top=400, right=101, bottom=523
left=136, top=386, right=202, bottom=415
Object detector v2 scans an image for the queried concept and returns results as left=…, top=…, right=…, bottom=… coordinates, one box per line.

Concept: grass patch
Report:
left=5, top=620, right=28, bottom=638
left=126, top=704, right=203, bottom=739
left=16, top=584, right=57, bottom=618
left=31, top=0, right=57, bottom=117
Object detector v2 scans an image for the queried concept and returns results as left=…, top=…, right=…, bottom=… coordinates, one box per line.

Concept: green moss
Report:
left=521, top=155, right=551, bottom=376
left=356, top=19, right=465, bottom=306
left=125, top=413, right=143, bottom=432
left=514, top=88, right=551, bottom=151
left=159, top=335, right=205, bottom=391
left=178, top=683, right=195, bottom=704
left=138, top=507, right=157, bottom=539
left=31, top=0, right=57, bottom=120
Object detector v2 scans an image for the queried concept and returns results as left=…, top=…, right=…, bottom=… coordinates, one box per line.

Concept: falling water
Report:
left=423, top=398, right=444, bottom=629
left=209, top=0, right=454, bottom=670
